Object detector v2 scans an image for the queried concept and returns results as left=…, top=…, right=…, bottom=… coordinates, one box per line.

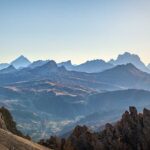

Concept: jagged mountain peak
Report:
left=18, top=55, right=26, bottom=59
left=11, top=55, right=31, bottom=69
left=30, top=60, right=66, bottom=76
left=117, top=52, right=141, bottom=62
left=32, top=60, right=58, bottom=72
left=110, top=52, right=142, bottom=65
left=12, top=55, right=30, bottom=62
left=43, top=60, right=66, bottom=71
left=58, top=60, right=72, bottom=66
left=109, top=52, right=149, bottom=73
left=63, top=60, right=72, bottom=64
left=57, top=60, right=73, bottom=70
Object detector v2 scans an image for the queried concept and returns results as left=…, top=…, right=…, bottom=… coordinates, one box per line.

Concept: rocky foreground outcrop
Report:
left=0, top=107, right=51, bottom=150
left=39, top=106, right=150, bottom=150
left=0, top=128, right=50, bottom=150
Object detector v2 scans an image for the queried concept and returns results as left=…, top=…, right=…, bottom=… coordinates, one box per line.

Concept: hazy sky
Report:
left=0, top=0, right=150, bottom=64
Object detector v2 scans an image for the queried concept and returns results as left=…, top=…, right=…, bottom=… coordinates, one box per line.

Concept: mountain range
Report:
left=0, top=52, right=150, bottom=141
left=58, top=59, right=114, bottom=73
left=0, top=55, right=150, bottom=140
left=58, top=52, right=150, bottom=73
left=0, top=52, right=149, bottom=73
left=59, top=52, right=150, bottom=73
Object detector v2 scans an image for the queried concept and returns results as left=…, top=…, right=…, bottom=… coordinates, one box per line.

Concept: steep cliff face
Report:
left=39, top=106, right=150, bottom=150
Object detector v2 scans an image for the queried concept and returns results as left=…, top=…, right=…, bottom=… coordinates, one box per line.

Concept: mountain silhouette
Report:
left=109, top=52, right=149, bottom=73
left=11, top=55, right=31, bottom=69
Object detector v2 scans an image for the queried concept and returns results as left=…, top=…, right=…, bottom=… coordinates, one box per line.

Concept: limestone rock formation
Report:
left=39, top=106, right=150, bottom=150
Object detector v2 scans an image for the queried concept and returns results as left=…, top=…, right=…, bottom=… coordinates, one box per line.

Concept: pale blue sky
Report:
left=0, top=0, right=150, bottom=64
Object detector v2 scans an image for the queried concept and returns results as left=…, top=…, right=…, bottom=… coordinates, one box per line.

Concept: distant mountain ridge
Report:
left=11, top=55, right=31, bottom=69
left=0, top=62, right=150, bottom=91
left=73, top=59, right=114, bottom=73
left=58, top=52, right=149, bottom=73
left=58, top=59, right=114, bottom=73
left=95, top=63, right=150, bottom=90
left=0, top=65, right=17, bottom=74
left=0, top=55, right=31, bottom=70
left=0, top=52, right=149, bottom=73
left=30, top=60, right=66, bottom=76
left=58, top=60, right=74, bottom=70
left=29, top=60, right=50, bottom=69
left=109, top=52, right=149, bottom=73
